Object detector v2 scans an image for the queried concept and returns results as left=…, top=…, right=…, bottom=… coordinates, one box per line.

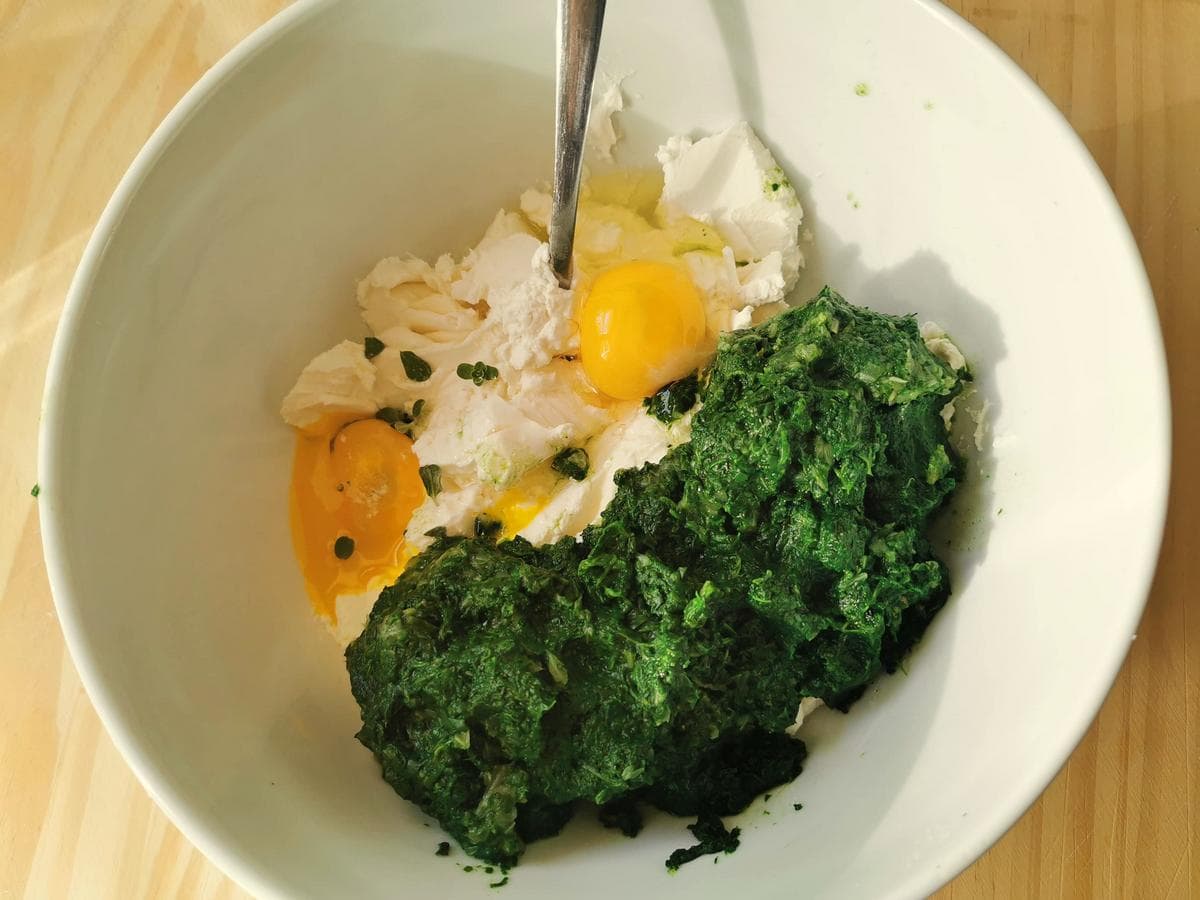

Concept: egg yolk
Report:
left=578, top=260, right=708, bottom=400
left=488, top=489, right=548, bottom=540
left=289, top=417, right=425, bottom=621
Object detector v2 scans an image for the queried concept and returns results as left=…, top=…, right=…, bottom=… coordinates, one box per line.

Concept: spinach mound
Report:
left=346, top=288, right=965, bottom=866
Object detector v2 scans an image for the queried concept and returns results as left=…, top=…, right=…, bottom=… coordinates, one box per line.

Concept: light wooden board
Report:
left=1, top=2, right=1196, bottom=897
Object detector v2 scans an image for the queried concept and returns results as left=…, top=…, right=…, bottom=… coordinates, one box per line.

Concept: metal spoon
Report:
left=548, top=0, right=607, bottom=289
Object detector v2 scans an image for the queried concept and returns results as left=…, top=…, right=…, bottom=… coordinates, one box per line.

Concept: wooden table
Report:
left=1, top=2, right=1196, bottom=896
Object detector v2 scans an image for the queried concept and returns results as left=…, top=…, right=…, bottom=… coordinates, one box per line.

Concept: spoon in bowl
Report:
left=548, top=0, right=607, bottom=289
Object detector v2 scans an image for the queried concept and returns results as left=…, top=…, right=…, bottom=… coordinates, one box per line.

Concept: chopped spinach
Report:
left=364, top=336, right=385, bottom=359
left=346, top=288, right=966, bottom=867
left=473, top=514, right=502, bottom=540
left=401, top=350, right=433, bottom=382
left=643, top=373, right=700, bottom=424
left=435, top=841, right=450, bottom=856
left=598, top=798, right=643, bottom=838
left=665, top=814, right=741, bottom=870
left=550, top=447, right=589, bottom=481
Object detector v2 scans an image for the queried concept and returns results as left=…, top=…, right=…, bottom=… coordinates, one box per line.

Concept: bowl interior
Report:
left=41, top=1, right=1168, bottom=898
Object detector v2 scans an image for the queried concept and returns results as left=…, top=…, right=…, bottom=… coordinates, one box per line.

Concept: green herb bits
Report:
left=644, top=373, right=700, bottom=424
left=401, top=350, right=433, bottom=382
left=550, top=447, right=589, bottom=481
left=375, top=407, right=411, bottom=427
left=473, top=514, right=502, bottom=540
left=419, top=464, right=443, bottom=499
left=456, top=361, right=499, bottom=385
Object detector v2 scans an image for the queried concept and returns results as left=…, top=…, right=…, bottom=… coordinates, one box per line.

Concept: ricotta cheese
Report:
left=658, top=121, right=805, bottom=308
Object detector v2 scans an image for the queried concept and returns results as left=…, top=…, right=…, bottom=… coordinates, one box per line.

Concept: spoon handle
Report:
left=549, top=0, right=607, bottom=288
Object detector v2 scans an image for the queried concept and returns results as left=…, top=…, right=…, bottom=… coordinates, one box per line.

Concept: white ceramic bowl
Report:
left=39, top=1, right=1169, bottom=897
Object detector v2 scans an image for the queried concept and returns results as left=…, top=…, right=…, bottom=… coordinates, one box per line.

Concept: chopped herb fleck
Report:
left=333, top=535, right=355, bottom=559
left=457, top=361, right=499, bottom=385
left=550, top=447, right=589, bottom=481
left=375, top=407, right=411, bottom=427
left=854, top=82, right=870, bottom=97
left=30, top=483, right=40, bottom=498
left=364, top=336, right=385, bottom=359
left=483, top=866, right=494, bottom=874
left=463, top=865, right=474, bottom=873
left=473, top=515, right=502, bottom=540
left=435, top=841, right=450, bottom=856
left=644, top=373, right=700, bottom=424
left=419, top=464, right=443, bottom=499
left=411, top=398, right=426, bottom=418
left=793, top=803, right=804, bottom=811
left=400, top=350, right=433, bottom=382
left=489, top=877, right=509, bottom=888
left=771, top=182, right=780, bottom=191
left=735, top=260, right=749, bottom=268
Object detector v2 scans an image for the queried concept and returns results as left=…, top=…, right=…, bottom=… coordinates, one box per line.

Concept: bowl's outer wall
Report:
left=40, top=0, right=1169, bottom=898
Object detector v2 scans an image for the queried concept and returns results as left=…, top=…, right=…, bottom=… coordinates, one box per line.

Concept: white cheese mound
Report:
left=356, top=254, right=480, bottom=409
left=450, top=210, right=542, bottom=304
left=920, top=321, right=967, bottom=371
left=519, top=188, right=552, bottom=232
left=357, top=254, right=465, bottom=343
left=519, top=406, right=692, bottom=546
left=283, top=112, right=812, bottom=650
left=280, top=340, right=377, bottom=429
left=478, top=244, right=579, bottom=371
left=404, top=479, right=491, bottom=552
left=585, top=72, right=626, bottom=162
left=410, top=361, right=608, bottom=493
left=657, top=121, right=805, bottom=310
left=787, top=697, right=825, bottom=735
left=921, top=322, right=969, bottom=435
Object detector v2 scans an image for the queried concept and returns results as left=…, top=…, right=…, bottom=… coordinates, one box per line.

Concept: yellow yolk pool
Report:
left=289, top=417, right=425, bottom=621
left=489, top=489, right=548, bottom=540
left=578, top=260, right=708, bottom=401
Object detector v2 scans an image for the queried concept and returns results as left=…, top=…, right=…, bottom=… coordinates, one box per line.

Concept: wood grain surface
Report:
left=1, top=1, right=1196, bottom=897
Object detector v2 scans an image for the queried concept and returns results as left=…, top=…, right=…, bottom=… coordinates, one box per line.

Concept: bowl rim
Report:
left=37, top=1, right=1171, bottom=898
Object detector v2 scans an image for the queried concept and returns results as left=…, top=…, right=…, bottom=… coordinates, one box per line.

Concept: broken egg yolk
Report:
left=578, top=260, right=708, bottom=401
left=289, top=417, right=424, bottom=621
left=488, top=488, right=548, bottom=540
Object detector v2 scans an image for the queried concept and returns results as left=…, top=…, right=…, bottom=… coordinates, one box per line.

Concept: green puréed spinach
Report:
left=346, top=288, right=966, bottom=867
